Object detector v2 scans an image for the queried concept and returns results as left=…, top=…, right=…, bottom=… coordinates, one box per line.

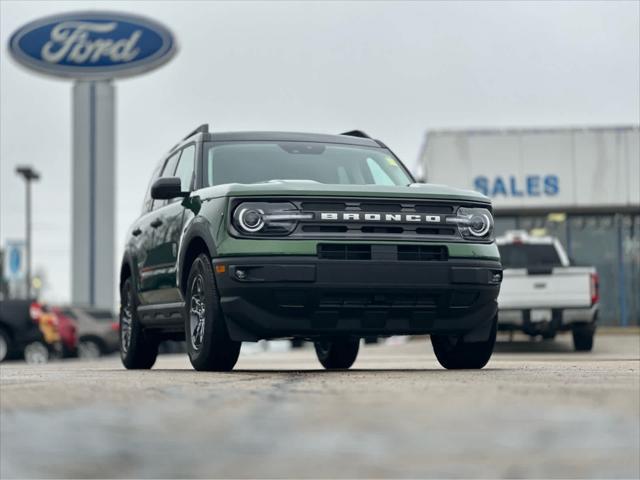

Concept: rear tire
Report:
left=314, top=338, right=360, bottom=369
left=185, top=254, right=241, bottom=371
left=572, top=324, right=595, bottom=352
left=431, top=316, right=497, bottom=369
left=120, top=277, right=158, bottom=369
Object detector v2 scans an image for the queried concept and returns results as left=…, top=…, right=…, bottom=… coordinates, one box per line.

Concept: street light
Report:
left=15, top=166, right=40, bottom=299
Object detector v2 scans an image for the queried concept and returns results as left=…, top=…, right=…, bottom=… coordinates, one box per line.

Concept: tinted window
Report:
left=60, top=309, right=77, bottom=319
left=174, top=145, right=195, bottom=192
left=205, top=142, right=412, bottom=187
left=498, top=244, right=562, bottom=269
left=83, top=309, right=115, bottom=321
left=161, top=152, right=180, bottom=178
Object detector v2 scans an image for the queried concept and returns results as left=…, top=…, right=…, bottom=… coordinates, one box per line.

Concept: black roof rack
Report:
left=183, top=123, right=209, bottom=141
left=340, top=130, right=372, bottom=139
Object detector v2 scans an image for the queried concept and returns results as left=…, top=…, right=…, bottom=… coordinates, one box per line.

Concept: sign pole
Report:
left=25, top=177, right=31, bottom=298
left=9, top=11, right=177, bottom=308
left=72, top=81, right=115, bottom=308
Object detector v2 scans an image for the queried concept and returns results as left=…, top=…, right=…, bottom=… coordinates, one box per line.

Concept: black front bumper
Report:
left=213, top=256, right=502, bottom=341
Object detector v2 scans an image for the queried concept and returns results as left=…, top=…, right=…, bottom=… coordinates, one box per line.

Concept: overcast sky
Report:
left=1, top=0, right=639, bottom=303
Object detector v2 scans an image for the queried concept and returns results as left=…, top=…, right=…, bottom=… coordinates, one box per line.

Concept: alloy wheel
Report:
left=190, top=275, right=206, bottom=350
left=120, top=286, right=133, bottom=354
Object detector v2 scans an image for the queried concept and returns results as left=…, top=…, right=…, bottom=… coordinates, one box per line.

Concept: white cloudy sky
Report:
left=1, top=0, right=639, bottom=304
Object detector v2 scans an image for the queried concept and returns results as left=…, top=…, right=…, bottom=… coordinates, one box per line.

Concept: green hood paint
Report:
left=196, top=181, right=490, bottom=204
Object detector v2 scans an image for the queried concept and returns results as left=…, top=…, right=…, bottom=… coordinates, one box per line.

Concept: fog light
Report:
left=235, top=269, right=247, bottom=280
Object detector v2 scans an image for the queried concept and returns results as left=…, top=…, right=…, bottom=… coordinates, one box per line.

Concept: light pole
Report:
left=15, top=166, right=40, bottom=298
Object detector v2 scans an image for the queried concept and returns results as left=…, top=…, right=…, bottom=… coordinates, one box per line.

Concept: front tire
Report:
left=431, top=316, right=497, bottom=369
left=314, top=338, right=360, bottom=369
left=120, top=277, right=158, bottom=369
left=572, top=324, right=595, bottom=352
left=185, top=253, right=241, bottom=371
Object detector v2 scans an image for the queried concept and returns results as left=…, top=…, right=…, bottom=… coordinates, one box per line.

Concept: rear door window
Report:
left=498, top=244, right=562, bottom=268
left=174, top=145, right=195, bottom=192
left=152, top=151, right=181, bottom=210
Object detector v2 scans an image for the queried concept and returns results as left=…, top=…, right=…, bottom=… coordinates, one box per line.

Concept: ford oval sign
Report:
left=8, top=11, right=177, bottom=79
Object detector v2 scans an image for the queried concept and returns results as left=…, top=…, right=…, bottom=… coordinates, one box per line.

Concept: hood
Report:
left=196, top=180, right=490, bottom=204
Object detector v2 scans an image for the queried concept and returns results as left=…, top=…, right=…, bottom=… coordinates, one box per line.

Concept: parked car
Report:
left=51, top=307, right=78, bottom=357
left=0, top=299, right=43, bottom=362
left=119, top=126, right=502, bottom=371
left=496, top=230, right=599, bottom=351
left=55, top=307, right=120, bottom=358
left=0, top=300, right=63, bottom=363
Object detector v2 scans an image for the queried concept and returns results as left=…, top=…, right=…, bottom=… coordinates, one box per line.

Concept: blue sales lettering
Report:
left=473, top=175, right=559, bottom=197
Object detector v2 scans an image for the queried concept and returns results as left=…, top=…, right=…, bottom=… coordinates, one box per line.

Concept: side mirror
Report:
left=150, top=177, right=187, bottom=200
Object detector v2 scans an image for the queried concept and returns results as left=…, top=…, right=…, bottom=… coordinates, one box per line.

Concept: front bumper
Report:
left=213, top=256, right=502, bottom=341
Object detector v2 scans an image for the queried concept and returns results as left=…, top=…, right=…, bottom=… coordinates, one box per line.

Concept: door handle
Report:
left=132, top=228, right=142, bottom=237
left=150, top=219, right=163, bottom=229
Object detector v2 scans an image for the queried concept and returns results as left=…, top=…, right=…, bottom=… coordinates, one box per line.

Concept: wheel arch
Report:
left=178, top=221, right=217, bottom=296
left=119, top=254, right=134, bottom=291
left=0, top=321, right=14, bottom=340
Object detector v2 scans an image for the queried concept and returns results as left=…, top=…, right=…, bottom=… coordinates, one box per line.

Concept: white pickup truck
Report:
left=496, top=231, right=599, bottom=351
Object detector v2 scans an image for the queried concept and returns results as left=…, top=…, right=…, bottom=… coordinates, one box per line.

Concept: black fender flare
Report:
left=176, top=217, right=218, bottom=293
left=119, top=252, right=139, bottom=296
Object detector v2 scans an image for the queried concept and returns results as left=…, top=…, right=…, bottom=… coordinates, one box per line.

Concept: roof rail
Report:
left=340, top=130, right=371, bottom=139
left=183, top=123, right=209, bottom=141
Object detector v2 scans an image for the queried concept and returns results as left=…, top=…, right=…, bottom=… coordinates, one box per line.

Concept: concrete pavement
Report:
left=1, top=334, right=639, bottom=478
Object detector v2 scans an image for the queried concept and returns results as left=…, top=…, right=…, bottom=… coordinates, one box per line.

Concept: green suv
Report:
left=119, top=125, right=502, bottom=371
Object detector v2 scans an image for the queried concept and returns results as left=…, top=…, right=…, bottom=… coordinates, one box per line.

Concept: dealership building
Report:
left=419, top=125, right=640, bottom=326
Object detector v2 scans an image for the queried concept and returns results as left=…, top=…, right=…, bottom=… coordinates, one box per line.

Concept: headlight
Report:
left=232, top=201, right=313, bottom=236
left=446, top=207, right=494, bottom=240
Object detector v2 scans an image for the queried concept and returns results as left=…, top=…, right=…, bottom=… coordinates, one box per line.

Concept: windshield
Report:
left=204, top=142, right=413, bottom=187
left=498, top=243, right=562, bottom=268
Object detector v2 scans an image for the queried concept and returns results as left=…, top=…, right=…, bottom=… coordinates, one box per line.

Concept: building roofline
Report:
left=424, top=125, right=640, bottom=137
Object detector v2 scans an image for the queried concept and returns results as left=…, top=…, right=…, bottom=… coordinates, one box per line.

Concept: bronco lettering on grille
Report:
left=319, top=212, right=442, bottom=223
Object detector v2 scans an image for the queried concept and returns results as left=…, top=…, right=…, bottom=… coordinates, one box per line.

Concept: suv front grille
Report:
left=317, top=244, right=372, bottom=260
left=294, top=198, right=461, bottom=241
left=397, top=245, right=448, bottom=261
left=318, top=244, right=448, bottom=261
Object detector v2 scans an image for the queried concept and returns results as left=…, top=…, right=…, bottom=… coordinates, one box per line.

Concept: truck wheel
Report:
left=185, top=253, right=241, bottom=371
left=431, top=316, right=497, bottom=369
left=572, top=324, right=595, bottom=352
left=314, top=338, right=360, bottom=369
left=0, top=328, right=10, bottom=362
left=120, top=277, right=158, bottom=369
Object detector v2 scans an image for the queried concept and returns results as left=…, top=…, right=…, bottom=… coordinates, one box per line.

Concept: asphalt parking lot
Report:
left=1, top=333, right=639, bottom=479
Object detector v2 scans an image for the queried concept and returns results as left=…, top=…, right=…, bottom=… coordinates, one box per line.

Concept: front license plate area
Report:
left=530, top=309, right=552, bottom=323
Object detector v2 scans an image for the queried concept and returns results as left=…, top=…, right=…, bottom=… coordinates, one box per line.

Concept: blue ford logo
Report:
left=8, top=11, right=177, bottom=78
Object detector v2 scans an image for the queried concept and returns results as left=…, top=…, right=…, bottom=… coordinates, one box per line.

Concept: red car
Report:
left=51, top=307, right=78, bottom=357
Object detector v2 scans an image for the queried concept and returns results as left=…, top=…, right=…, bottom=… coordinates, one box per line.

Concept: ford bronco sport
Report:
left=119, top=125, right=502, bottom=371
